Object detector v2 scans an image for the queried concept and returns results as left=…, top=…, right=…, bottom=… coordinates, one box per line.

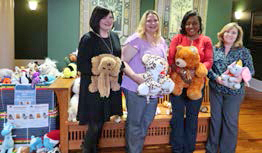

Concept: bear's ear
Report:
left=176, top=45, right=183, bottom=51
left=142, top=54, right=151, bottom=63
left=189, top=46, right=198, bottom=54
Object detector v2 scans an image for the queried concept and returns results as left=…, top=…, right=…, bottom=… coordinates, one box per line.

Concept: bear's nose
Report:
left=107, top=63, right=111, bottom=66
left=176, top=61, right=180, bottom=65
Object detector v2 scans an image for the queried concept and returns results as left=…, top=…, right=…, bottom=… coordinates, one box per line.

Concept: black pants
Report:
left=81, top=121, right=104, bottom=153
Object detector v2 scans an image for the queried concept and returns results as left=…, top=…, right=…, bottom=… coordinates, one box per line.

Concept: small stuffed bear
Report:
left=221, top=59, right=251, bottom=89
left=137, top=54, right=175, bottom=102
left=88, top=54, right=122, bottom=98
left=170, top=45, right=207, bottom=100
left=68, top=77, right=80, bottom=122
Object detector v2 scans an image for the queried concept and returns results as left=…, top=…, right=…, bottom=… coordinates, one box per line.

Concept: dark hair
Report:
left=89, top=6, right=114, bottom=33
left=180, top=10, right=203, bottom=35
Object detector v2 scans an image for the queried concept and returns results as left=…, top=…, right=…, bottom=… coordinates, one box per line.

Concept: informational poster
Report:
left=7, top=104, right=49, bottom=128
left=14, top=85, right=36, bottom=105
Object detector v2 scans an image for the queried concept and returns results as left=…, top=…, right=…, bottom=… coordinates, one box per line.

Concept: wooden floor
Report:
left=99, top=96, right=262, bottom=153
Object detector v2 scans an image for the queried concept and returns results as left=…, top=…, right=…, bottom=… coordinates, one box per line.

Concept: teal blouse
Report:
left=208, top=46, right=255, bottom=95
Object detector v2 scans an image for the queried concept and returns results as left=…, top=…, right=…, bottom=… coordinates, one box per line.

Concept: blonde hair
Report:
left=136, top=10, right=161, bottom=43
left=215, top=22, right=243, bottom=48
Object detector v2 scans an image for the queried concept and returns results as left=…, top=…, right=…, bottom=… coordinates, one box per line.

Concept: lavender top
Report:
left=121, top=33, right=168, bottom=92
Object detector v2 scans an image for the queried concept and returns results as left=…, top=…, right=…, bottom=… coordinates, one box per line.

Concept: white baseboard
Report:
left=249, top=78, right=262, bottom=92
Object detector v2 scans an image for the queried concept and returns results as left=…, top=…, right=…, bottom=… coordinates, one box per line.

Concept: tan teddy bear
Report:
left=170, top=45, right=207, bottom=100
left=88, top=54, right=122, bottom=98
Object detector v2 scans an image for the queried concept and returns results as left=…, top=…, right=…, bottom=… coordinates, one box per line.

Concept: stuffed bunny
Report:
left=221, top=60, right=251, bottom=89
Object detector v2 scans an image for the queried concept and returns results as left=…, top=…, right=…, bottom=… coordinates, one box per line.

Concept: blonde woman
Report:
left=121, top=10, right=168, bottom=153
left=206, top=22, right=254, bottom=153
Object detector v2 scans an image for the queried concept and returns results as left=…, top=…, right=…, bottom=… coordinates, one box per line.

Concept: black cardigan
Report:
left=77, top=31, right=123, bottom=124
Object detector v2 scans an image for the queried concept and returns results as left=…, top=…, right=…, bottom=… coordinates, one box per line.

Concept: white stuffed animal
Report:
left=137, top=54, right=175, bottom=102
left=38, top=58, right=61, bottom=77
left=0, top=69, right=14, bottom=78
left=221, top=60, right=252, bottom=89
left=68, top=77, right=80, bottom=122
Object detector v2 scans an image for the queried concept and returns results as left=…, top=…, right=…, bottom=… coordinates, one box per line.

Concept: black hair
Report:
left=180, top=10, right=203, bottom=35
left=89, top=6, right=114, bottom=34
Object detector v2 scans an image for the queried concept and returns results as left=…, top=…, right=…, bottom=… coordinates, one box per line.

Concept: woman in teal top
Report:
left=206, top=22, right=254, bottom=153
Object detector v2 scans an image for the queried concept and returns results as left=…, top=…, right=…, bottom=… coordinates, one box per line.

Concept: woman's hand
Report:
left=215, top=76, right=224, bottom=85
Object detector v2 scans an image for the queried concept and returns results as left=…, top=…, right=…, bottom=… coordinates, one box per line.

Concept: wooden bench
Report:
left=49, top=78, right=210, bottom=153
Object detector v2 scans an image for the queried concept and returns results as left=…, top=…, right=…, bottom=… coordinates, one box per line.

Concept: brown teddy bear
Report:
left=88, top=54, right=122, bottom=98
left=170, top=45, right=207, bottom=100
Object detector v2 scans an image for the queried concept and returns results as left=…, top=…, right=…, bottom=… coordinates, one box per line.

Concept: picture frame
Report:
left=250, top=11, right=262, bottom=41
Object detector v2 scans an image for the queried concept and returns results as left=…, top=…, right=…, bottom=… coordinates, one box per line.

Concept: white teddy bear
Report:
left=137, top=54, right=175, bottom=102
left=68, top=77, right=80, bottom=122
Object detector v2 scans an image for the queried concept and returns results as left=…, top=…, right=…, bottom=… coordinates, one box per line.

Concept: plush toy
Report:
left=64, top=49, right=78, bottom=65
left=1, top=122, right=15, bottom=153
left=17, top=146, right=30, bottom=153
left=88, top=54, right=122, bottom=98
left=2, top=77, right=12, bottom=84
left=29, top=136, right=43, bottom=152
left=170, top=45, right=208, bottom=100
left=68, top=77, right=80, bottom=122
left=0, top=69, right=14, bottom=79
left=62, top=63, right=77, bottom=79
left=39, top=75, right=56, bottom=85
left=27, top=61, right=39, bottom=77
left=221, top=59, right=251, bottom=89
left=137, top=54, right=175, bottom=102
left=38, top=58, right=61, bottom=77
left=31, top=72, right=40, bottom=87
left=43, top=130, right=60, bottom=152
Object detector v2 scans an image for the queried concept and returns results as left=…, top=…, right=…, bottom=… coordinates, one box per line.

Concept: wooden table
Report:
left=49, top=77, right=75, bottom=153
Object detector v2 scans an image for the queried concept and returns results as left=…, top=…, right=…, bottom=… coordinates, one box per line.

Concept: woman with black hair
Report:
left=77, top=6, right=142, bottom=153
left=168, top=10, right=213, bottom=153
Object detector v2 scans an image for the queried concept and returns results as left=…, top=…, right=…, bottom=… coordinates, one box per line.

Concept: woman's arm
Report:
left=121, top=44, right=144, bottom=84
left=202, top=37, right=214, bottom=70
left=168, top=35, right=180, bottom=66
left=77, top=34, right=92, bottom=74
left=242, top=48, right=255, bottom=76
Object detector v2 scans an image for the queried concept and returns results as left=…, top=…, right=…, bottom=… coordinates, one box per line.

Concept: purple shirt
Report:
left=121, top=33, right=168, bottom=92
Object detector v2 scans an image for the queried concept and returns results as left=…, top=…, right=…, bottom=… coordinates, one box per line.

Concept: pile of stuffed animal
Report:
left=0, top=55, right=79, bottom=86
left=0, top=122, right=60, bottom=153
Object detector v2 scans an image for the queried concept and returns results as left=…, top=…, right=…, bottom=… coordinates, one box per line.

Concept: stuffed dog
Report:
left=88, top=54, right=121, bottom=98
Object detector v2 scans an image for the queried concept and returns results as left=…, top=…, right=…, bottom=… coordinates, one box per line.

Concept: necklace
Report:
left=93, top=31, right=113, bottom=54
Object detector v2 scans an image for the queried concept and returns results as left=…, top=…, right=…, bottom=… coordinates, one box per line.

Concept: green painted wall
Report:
left=48, top=0, right=80, bottom=70
left=140, top=0, right=155, bottom=17
left=205, top=0, right=233, bottom=44
left=46, top=0, right=232, bottom=69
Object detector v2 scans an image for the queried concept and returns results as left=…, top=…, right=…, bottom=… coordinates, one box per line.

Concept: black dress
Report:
left=77, top=31, right=123, bottom=124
